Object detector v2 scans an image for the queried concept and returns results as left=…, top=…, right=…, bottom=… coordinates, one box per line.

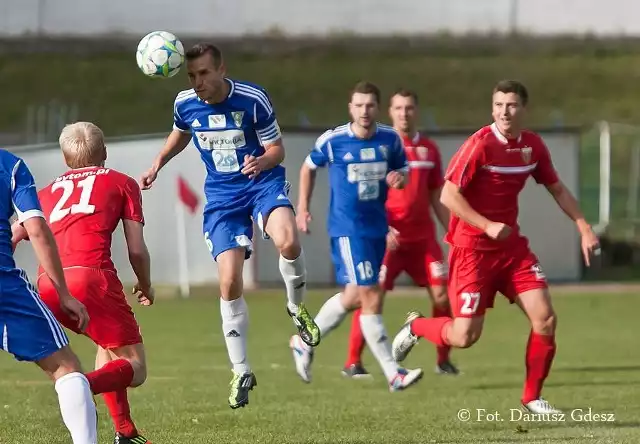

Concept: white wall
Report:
left=1, top=0, right=640, bottom=37
left=10, top=128, right=581, bottom=288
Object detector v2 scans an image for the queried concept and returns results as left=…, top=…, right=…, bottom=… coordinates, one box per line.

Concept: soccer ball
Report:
left=136, top=31, right=184, bottom=78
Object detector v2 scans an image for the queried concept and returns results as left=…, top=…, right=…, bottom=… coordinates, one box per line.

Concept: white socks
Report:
left=309, top=293, right=347, bottom=345
left=54, top=372, right=98, bottom=444
left=220, top=296, right=250, bottom=375
left=279, top=252, right=307, bottom=314
left=360, top=314, right=398, bottom=381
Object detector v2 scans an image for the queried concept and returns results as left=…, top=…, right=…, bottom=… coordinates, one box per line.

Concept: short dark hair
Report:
left=390, top=88, right=419, bottom=105
left=493, top=80, right=528, bottom=106
left=185, top=43, right=223, bottom=68
left=351, top=81, right=381, bottom=104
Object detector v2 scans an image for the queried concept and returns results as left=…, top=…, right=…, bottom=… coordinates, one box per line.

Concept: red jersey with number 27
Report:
left=386, top=133, right=444, bottom=243
left=37, top=167, right=145, bottom=274
left=444, top=123, right=559, bottom=251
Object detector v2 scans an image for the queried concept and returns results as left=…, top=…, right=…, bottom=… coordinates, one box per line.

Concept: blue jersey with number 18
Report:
left=305, top=123, right=408, bottom=239
left=173, top=78, right=285, bottom=206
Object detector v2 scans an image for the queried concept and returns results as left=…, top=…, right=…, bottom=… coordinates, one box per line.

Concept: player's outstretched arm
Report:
left=140, top=129, right=191, bottom=189
left=123, top=219, right=154, bottom=305
left=23, top=217, right=89, bottom=330
left=441, top=181, right=510, bottom=240
left=296, top=163, right=317, bottom=233
left=545, top=180, right=600, bottom=265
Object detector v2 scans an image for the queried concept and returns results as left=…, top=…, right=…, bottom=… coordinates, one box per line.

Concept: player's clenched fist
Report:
left=140, top=168, right=158, bottom=190
left=296, top=209, right=312, bottom=234
left=386, top=171, right=405, bottom=189
left=133, top=283, right=155, bottom=306
left=59, top=293, right=90, bottom=332
left=484, top=221, right=512, bottom=241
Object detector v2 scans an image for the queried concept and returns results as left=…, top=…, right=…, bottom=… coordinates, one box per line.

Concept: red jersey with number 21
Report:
left=444, top=123, right=559, bottom=251
left=37, top=167, right=145, bottom=274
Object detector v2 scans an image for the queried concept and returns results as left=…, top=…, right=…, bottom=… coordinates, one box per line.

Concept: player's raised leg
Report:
left=261, top=202, right=320, bottom=347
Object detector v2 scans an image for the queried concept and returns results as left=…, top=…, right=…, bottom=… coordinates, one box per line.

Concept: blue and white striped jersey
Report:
left=306, top=123, right=408, bottom=238
left=0, top=150, right=43, bottom=270
left=173, top=78, right=285, bottom=203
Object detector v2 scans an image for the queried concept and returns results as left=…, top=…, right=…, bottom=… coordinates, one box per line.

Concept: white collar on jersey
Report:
left=491, top=122, right=522, bottom=144
left=347, top=122, right=378, bottom=138
left=411, top=132, right=420, bottom=144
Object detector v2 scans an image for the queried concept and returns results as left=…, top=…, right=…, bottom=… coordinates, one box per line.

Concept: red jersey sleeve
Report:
left=444, top=135, right=484, bottom=190
left=121, top=177, right=145, bottom=224
left=531, top=138, right=559, bottom=185
left=428, top=144, right=445, bottom=190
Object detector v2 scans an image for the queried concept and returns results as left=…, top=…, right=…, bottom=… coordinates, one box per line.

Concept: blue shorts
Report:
left=203, top=179, right=293, bottom=261
left=330, top=236, right=386, bottom=286
left=0, top=269, right=69, bottom=362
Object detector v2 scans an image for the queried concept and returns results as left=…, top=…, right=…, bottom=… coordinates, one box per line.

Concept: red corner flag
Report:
left=177, top=175, right=199, bottom=214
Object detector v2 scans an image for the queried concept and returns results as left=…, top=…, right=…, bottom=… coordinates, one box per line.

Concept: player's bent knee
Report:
left=531, top=311, right=557, bottom=335
left=129, top=360, right=147, bottom=387
left=448, top=318, right=483, bottom=348
left=430, top=286, right=449, bottom=308
left=36, top=346, right=84, bottom=381
left=218, top=265, right=244, bottom=300
left=358, top=286, right=383, bottom=314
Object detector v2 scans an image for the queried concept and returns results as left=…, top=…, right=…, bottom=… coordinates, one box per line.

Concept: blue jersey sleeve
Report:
left=253, top=88, right=282, bottom=146
left=389, top=133, right=408, bottom=173
left=11, top=158, right=43, bottom=223
left=305, top=130, right=332, bottom=169
left=173, top=94, right=190, bottom=133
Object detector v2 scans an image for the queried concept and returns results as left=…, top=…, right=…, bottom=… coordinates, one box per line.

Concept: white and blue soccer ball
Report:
left=136, top=31, right=185, bottom=78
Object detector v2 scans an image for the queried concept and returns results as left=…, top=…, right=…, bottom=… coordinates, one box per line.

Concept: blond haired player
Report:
left=13, top=122, right=153, bottom=444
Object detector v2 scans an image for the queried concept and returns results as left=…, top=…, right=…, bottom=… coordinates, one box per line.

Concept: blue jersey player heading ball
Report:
left=289, top=82, right=424, bottom=391
left=139, top=43, right=320, bottom=409
left=0, top=150, right=98, bottom=443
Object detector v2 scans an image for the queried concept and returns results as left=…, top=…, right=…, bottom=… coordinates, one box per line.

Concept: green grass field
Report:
left=0, top=289, right=638, bottom=444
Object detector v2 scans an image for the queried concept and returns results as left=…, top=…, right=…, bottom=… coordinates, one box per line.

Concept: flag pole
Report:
left=175, top=200, right=190, bottom=298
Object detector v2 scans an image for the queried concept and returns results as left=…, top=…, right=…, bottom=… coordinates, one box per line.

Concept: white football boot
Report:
left=522, top=398, right=562, bottom=414
left=289, top=334, right=313, bottom=383
left=388, top=367, right=424, bottom=392
left=391, top=311, right=423, bottom=362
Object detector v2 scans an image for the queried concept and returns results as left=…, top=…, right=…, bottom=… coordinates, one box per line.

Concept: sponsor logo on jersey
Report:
left=360, top=148, right=376, bottom=161
left=196, top=130, right=247, bottom=150
left=208, top=114, right=227, bottom=129
left=347, top=161, right=387, bottom=182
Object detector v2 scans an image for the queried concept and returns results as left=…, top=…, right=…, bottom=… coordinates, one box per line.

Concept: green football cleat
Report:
left=288, top=303, right=321, bottom=347
left=228, top=371, right=257, bottom=409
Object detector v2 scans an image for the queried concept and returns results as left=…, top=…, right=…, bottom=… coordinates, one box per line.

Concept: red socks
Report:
left=102, top=390, right=138, bottom=437
left=410, top=315, right=452, bottom=347
left=85, top=359, right=134, bottom=395
left=86, top=359, right=138, bottom=438
left=522, top=331, right=556, bottom=404
left=345, top=308, right=366, bottom=367
left=432, top=306, right=452, bottom=365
